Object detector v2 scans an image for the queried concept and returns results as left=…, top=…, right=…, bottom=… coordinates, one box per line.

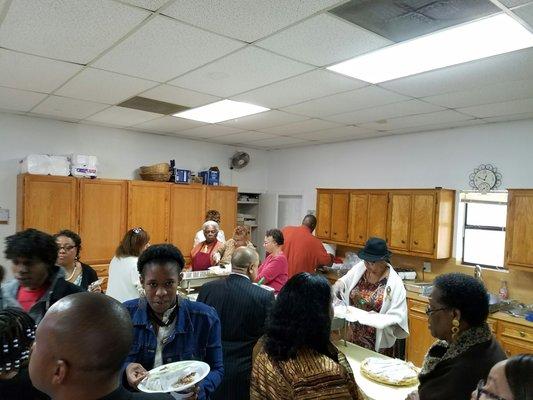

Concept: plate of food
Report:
left=360, top=357, right=418, bottom=387
left=138, top=360, right=210, bottom=393
left=208, top=266, right=231, bottom=275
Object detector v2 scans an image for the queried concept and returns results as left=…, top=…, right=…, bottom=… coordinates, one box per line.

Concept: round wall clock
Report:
left=469, top=164, right=502, bottom=194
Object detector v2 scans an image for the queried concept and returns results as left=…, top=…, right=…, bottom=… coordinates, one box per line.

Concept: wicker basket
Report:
left=140, top=163, right=170, bottom=174
left=139, top=172, right=171, bottom=182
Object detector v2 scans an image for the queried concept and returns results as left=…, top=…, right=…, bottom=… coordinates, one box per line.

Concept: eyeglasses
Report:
left=474, top=380, right=507, bottom=400
left=57, top=245, right=76, bottom=252
left=425, top=306, right=448, bottom=316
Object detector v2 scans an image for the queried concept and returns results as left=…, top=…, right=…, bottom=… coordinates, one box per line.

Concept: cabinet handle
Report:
left=401, top=240, right=405, bottom=244
left=359, top=235, right=363, bottom=239
left=414, top=241, right=419, bottom=245
left=333, top=232, right=337, bottom=235
left=519, top=331, right=526, bottom=337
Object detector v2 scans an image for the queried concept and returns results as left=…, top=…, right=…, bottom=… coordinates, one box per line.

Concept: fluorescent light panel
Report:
left=174, top=99, right=269, bottom=123
left=327, top=14, right=533, bottom=84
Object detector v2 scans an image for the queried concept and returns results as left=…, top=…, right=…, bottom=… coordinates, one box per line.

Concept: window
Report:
left=460, top=192, right=507, bottom=269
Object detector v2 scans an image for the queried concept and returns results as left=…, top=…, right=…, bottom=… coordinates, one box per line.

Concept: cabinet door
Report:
left=316, top=192, right=332, bottom=239
left=406, top=300, right=435, bottom=367
left=128, top=181, right=170, bottom=244
left=170, top=185, right=206, bottom=259
left=497, top=321, right=533, bottom=357
left=79, top=179, right=127, bottom=264
left=348, top=193, right=368, bottom=245
left=410, top=193, right=436, bottom=255
left=206, top=186, right=237, bottom=238
left=330, top=193, right=349, bottom=242
left=18, top=174, right=77, bottom=233
left=367, top=193, right=389, bottom=241
left=505, top=190, right=533, bottom=269
left=388, top=193, right=411, bottom=251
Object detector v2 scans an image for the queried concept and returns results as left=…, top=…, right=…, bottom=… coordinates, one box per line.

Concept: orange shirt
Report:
left=281, top=225, right=331, bottom=277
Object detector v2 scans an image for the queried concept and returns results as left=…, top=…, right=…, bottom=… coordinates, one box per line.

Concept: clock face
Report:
left=469, top=164, right=502, bottom=193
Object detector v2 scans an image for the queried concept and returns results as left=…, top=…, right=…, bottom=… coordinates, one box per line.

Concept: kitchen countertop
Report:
left=335, top=341, right=418, bottom=400
left=405, top=291, right=533, bottom=328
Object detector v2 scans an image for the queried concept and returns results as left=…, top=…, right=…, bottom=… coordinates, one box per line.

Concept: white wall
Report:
left=266, top=119, right=533, bottom=217
left=0, top=112, right=268, bottom=275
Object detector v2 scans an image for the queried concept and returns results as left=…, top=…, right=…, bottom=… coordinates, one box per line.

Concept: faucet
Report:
left=474, top=264, right=483, bottom=283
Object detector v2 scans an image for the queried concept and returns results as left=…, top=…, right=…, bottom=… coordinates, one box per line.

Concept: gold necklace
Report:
left=65, top=264, right=79, bottom=281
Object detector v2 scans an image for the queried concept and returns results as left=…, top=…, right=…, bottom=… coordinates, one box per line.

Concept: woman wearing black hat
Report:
left=333, top=237, right=408, bottom=354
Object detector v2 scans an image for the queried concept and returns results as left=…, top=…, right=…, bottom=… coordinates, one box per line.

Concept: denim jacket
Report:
left=122, top=297, right=224, bottom=400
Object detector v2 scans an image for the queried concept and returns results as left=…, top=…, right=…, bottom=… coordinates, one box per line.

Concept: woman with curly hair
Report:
left=250, top=272, right=359, bottom=400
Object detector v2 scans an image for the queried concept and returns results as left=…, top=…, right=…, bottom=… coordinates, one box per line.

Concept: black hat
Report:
left=358, top=237, right=392, bottom=262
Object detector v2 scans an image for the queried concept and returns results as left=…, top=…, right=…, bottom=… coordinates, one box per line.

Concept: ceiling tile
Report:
left=208, top=131, right=279, bottom=144
left=360, top=110, right=474, bottom=131
left=326, top=99, right=444, bottom=124
left=0, top=86, right=47, bottom=112
left=0, top=49, right=82, bottom=93
left=132, top=115, right=206, bottom=133
left=162, top=0, right=340, bottom=42
left=483, top=112, right=533, bottom=123
left=94, top=15, right=244, bottom=82
left=218, top=110, right=309, bottom=130
left=84, top=106, right=161, bottom=126
left=140, top=84, right=220, bottom=107
left=504, top=1, right=533, bottom=8
left=290, top=125, right=378, bottom=141
left=55, top=68, right=157, bottom=105
left=120, top=0, right=169, bottom=11
left=282, top=86, right=409, bottom=118
left=257, top=14, right=392, bottom=67
left=381, top=48, right=533, bottom=98
left=31, top=96, right=109, bottom=120
left=259, top=118, right=342, bottom=135
left=246, top=136, right=312, bottom=149
left=513, top=3, right=533, bottom=25
left=169, top=46, right=313, bottom=97
left=422, top=79, right=533, bottom=109
left=232, top=70, right=366, bottom=109
left=0, top=0, right=149, bottom=64
left=457, top=98, right=533, bottom=118
left=386, top=119, right=487, bottom=136
left=178, top=124, right=244, bottom=138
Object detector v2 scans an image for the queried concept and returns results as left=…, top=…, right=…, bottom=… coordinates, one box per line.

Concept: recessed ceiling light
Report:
left=173, top=99, right=269, bottom=123
left=327, top=13, right=533, bottom=83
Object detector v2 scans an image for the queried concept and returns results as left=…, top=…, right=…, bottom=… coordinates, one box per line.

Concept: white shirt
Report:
left=105, top=256, right=142, bottom=303
left=154, top=305, right=177, bottom=368
left=193, top=229, right=226, bottom=247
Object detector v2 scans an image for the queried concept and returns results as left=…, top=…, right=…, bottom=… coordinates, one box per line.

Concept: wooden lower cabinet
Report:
left=406, top=299, right=435, bottom=367
left=92, top=263, right=110, bottom=292
left=497, top=321, right=533, bottom=357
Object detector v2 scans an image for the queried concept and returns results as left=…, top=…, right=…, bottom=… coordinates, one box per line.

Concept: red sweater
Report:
left=281, top=225, right=331, bottom=277
left=257, top=253, right=288, bottom=294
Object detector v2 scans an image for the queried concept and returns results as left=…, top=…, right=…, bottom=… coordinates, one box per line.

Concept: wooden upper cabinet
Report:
left=128, top=181, right=170, bottom=244
left=367, top=193, right=388, bottom=241
left=169, top=185, right=206, bottom=256
left=505, top=190, right=533, bottom=270
left=410, top=192, right=436, bottom=255
left=78, top=179, right=127, bottom=264
left=206, top=186, right=237, bottom=238
left=17, top=174, right=78, bottom=234
left=348, top=193, right=368, bottom=245
left=330, top=193, right=349, bottom=242
left=316, top=191, right=332, bottom=239
left=388, top=193, right=411, bottom=252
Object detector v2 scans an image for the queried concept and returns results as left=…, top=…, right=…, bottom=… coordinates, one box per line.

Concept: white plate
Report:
left=138, top=360, right=210, bottom=393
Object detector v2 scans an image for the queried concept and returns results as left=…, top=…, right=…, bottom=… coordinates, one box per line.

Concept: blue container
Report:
left=174, top=168, right=190, bottom=184
left=199, top=170, right=220, bottom=185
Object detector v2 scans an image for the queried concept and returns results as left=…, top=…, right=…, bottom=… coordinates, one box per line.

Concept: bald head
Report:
left=231, top=247, right=259, bottom=274
left=302, top=214, right=317, bottom=231
left=30, top=292, right=133, bottom=395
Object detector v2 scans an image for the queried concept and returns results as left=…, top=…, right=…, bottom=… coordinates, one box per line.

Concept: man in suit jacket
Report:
left=198, top=247, right=274, bottom=400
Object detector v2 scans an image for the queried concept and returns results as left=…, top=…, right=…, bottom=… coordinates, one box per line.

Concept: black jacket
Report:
left=418, top=337, right=506, bottom=400
left=99, top=387, right=172, bottom=400
left=79, top=262, right=99, bottom=291
left=0, top=366, right=49, bottom=400
left=197, top=274, right=275, bottom=400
